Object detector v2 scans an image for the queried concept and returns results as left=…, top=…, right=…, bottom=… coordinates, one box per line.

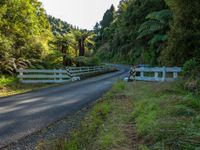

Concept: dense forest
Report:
left=95, top=0, right=200, bottom=68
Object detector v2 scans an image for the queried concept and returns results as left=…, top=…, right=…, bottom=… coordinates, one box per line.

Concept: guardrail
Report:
left=66, top=66, right=111, bottom=77
left=17, top=66, right=115, bottom=83
left=17, top=69, right=71, bottom=83
left=135, top=67, right=181, bottom=82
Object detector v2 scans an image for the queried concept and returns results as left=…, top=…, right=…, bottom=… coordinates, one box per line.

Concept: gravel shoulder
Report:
left=3, top=104, right=92, bottom=150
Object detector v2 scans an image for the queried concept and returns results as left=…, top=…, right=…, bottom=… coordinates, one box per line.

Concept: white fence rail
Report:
left=135, top=67, right=181, bottom=82
left=66, top=66, right=110, bottom=77
left=17, top=69, right=71, bottom=83
left=17, top=66, right=114, bottom=83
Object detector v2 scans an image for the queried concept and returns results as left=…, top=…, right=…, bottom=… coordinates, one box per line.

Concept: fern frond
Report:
left=148, top=34, right=167, bottom=46
left=138, top=20, right=164, bottom=33
left=146, top=9, right=172, bottom=24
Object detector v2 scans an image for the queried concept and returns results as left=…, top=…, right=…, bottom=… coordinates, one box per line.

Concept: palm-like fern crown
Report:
left=137, top=9, right=172, bottom=39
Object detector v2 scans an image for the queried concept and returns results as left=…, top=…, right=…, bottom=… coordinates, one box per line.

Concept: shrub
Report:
left=182, top=59, right=200, bottom=94
left=0, top=57, right=31, bottom=75
left=74, top=56, right=100, bottom=67
left=74, top=56, right=88, bottom=67
left=64, top=55, right=74, bottom=66
left=87, top=56, right=100, bottom=66
left=182, top=59, right=200, bottom=79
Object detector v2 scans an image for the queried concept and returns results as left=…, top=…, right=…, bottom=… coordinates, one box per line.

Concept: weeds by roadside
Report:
left=0, top=76, right=53, bottom=97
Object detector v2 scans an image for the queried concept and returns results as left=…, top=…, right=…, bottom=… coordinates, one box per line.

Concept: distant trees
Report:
left=48, top=15, right=73, bottom=36
left=100, top=4, right=115, bottom=29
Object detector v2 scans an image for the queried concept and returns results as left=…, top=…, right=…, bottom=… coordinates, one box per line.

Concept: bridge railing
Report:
left=135, top=67, right=181, bottom=82
left=17, top=65, right=115, bottom=83
left=66, top=66, right=111, bottom=77
left=17, top=69, right=71, bottom=83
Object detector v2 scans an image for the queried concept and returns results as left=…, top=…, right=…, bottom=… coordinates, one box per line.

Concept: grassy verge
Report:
left=36, top=81, right=200, bottom=150
left=132, top=82, right=200, bottom=149
left=0, top=76, right=55, bottom=97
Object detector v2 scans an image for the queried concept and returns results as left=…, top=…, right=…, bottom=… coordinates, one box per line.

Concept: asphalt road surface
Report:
left=0, top=65, right=129, bottom=148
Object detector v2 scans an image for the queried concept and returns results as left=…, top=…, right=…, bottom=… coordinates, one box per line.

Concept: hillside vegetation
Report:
left=94, top=0, right=200, bottom=68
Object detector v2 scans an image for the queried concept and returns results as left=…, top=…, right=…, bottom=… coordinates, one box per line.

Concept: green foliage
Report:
left=182, top=59, right=200, bottom=94
left=131, top=82, right=200, bottom=149
left=0, top=57, right=31, bottom=75
left=48, top=15, right=73, bottom=36
left=74, top=56, right=100, bottom=67
left=0, top=75, right=17, bottom=86
left=0, top=75, right=53, bottom=97
left=95, top=0, right=167, bottom=65
left=100, top=5, right=115, bottom=30
left=87, top=56, right=100, bottom=66
left=95, top=0, right=200, bottom=69
left=74, top=56, right=88, bottom=67
left=72, top=29, right=96, bottom=56
left=182, top=59, right=200, bottom=79
left=162, top=0, right=200, bottom=66
left=0, top=0, right=52, bottom=74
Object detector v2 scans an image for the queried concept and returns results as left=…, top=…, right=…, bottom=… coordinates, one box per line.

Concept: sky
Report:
left=39, top=0, right=120, bottom=30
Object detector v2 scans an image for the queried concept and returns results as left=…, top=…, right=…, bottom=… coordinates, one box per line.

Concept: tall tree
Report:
left=73, top=30, right=95, bottom=56
left=52, top=33, right=75, bottom=66
left=100, top=5, right=115, bottom=29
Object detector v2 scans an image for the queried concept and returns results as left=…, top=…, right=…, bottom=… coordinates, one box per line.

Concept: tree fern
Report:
left=137, top=9, right=172, bottom=40
left=148, top=34, right=167, bottom=46
left=146, top=9, right=172, bottom=24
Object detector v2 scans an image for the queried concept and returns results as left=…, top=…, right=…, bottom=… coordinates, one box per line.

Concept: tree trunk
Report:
left=61, top=45, right=67, bottom=66
left=79, top=39, right=85, bottom=56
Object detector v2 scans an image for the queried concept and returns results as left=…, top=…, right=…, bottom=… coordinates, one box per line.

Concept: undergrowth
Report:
left=0, top=75, right=53, bottom=97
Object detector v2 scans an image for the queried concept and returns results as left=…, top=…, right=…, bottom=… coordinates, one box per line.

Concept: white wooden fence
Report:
left=17, top=66, right=114, bottom=83
left=66, top=66, right=110, bottom=77
left=17, top=69, right=71, bottom=83
left=135, top=67, right=181, bottom=82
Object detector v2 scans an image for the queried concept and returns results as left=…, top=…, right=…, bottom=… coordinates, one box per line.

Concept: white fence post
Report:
left=154, top=72, right=159, bottom=80
left=59, top=69, right=62, bottom=82
left=140, top=67, right=144, bottom=79
left=19, top=68, right=23, bottom=82
left=54, top=69, right=56, bottom=82
left=173, top=72, right=178, bottom=79
left=162, top=66, right=166, bottom=81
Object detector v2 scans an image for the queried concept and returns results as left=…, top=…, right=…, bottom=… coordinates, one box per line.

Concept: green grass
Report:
left=36, top=81, right=200, bottom=150
left=131, top=82, right=200, bottom=150
left=0, top=76, right=55, bottom=97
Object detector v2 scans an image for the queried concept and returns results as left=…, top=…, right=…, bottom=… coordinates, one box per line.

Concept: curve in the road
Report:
left=0, top=65, right=129, bottom=148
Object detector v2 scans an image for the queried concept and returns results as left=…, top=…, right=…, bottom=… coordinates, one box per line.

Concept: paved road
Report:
left=0, top=65, right=129, bottom=148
